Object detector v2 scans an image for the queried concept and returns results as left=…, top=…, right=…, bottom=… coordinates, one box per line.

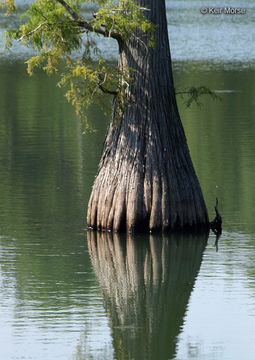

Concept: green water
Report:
left=1, top=57, right=255, bottom=360
left=1, top=1, right=255, bottom=359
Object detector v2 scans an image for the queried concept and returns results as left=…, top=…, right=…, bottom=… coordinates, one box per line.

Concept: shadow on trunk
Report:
left=87, top=0, right=209, bottom=233
left=87, top=231, right=208, bottom=360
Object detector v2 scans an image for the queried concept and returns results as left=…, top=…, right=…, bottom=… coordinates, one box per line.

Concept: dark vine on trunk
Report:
left=87, top=0, right=209, bottom=233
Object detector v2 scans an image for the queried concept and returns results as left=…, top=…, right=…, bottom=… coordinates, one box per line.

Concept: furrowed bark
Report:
left=87, top=0, right=209, bottom=233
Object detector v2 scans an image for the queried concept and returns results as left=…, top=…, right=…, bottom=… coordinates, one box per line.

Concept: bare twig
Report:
left=77, top=20, right=120, bottom=39
left=98, top=84, right=118, bottom=95
left=109, top=15, right=115, bottom=38
left=17, top=20, right=82, bottom=41
left=18, top=22, right=51, bottom=41
left=56, top=0, right=120, bottom=39
left=175, top=91, right=191, bottom=95
left=17, top=21, right=119, bottom=43
left=93, top=7, right=150, bottom=16
left=98, top=73, right=118, bottom=95
left=132, top=33, right=149, bottom=53
left=56, top=0, right=79, bottom=21
left=17, top=0, right=128, bottom=44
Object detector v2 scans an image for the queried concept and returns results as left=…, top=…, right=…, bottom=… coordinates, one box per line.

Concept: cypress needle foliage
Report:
left=0, top=0, right=16, bottom=14
left=176, top=86, right=221, bottom=108
left=1, top=0, right=155, bottom=129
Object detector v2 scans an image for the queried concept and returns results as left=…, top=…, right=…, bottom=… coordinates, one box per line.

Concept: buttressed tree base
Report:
left=3, top=0, right=209, bottom=233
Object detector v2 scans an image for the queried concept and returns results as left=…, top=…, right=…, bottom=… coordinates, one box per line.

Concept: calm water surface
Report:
left=0, top=1, right=255, bottom=359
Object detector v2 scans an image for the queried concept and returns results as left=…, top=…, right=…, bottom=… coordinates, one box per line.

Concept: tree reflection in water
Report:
left=88, top=231, right=208, bottom=360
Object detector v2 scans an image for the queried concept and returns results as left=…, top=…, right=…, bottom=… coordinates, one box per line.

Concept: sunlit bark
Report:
left=87, top=0, right=209, bottom=232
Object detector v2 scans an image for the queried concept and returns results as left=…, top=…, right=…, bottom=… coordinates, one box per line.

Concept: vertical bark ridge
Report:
left=87, top=0, right=209, bottom=233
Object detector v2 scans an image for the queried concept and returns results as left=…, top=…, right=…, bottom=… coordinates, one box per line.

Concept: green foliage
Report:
left=0, top=0, right=16, bottom=14
left=176, top=86, right=221, bottom=108
left=92, top=0, right=154, bottom=43
left=1, top=0, right=154, bottom=129
left=58, top=56, right=124, bottom=130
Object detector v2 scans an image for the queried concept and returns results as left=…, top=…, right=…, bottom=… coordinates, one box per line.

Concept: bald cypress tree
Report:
left=3, top=0, right=209, bottom=232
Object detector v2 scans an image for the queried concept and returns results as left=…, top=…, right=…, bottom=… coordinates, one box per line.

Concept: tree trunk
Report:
left=88, top=232, right=208, bottom=359
left=87, top=0, right=209, bottom=233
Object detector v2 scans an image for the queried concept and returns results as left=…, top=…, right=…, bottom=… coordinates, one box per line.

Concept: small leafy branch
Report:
left=1, top=1, right=220, bottom=128
left=1, top=0, right=154, bottom=129
left=176, top=86, right=221, bottom=108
